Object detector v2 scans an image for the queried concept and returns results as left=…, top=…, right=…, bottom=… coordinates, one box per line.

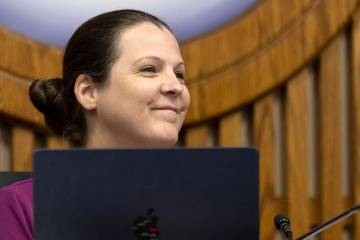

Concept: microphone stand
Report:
left=296, top=204, right=360, bottom=240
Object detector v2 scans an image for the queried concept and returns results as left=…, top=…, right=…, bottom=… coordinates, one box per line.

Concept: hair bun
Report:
left=29, top=78, right=68, bottom=136
left=29, top=78, right=62, bottom=115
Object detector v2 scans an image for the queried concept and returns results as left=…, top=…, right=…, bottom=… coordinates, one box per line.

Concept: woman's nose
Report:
left=160, top=73, right=184, bottom=96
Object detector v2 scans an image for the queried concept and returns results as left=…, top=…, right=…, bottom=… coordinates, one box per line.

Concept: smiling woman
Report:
left=29, top=10, right=190, bottom=148
left=0, top=9, right=189, bottom=240
left=83, top=22, right=190, bottom=148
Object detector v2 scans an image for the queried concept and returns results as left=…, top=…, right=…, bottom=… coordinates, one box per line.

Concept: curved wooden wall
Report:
left=183, top=0, right=357, bottom=124
left=0, top=27, right=67, bottom=172
left=0, top=26, right=62, bottom=127
left=182, top=0, right=360, bottom=239
left=1, top=0, right=360, bottom=239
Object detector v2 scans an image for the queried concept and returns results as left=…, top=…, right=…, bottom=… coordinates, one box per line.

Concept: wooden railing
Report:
left=1, top=0, right=360, bottom=239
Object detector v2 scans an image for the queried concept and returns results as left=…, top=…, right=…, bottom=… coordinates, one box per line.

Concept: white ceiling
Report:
left=0, top=0, right=256, bottom=47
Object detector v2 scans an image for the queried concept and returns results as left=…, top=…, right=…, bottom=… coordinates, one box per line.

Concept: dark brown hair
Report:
left=29, top=9, right=172, bottom=146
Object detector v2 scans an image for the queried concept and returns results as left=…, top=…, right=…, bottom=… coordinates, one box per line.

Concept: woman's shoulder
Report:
left=0, top=177, right=33, bottom=212
left=0, top=178, right=34, bottom=240
left=1, top=177, right=33, bottom=187
left=0, top=178, right=33, bottom=212
left=1, top=177, right=33, bottom=188
left=0, top=178, right=33, bottom=197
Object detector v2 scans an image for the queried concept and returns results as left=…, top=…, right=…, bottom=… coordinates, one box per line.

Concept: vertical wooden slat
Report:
left=0, top=122, right=10, bottom=171
left=285, top=69, right=311, bottom=237
left=253, top=94, right=278, bottom=240
left=11, top=126, right=35, bottom=171
left=184, top=125, right=210, bottom=147
left=46, top=136, right=69, bottom=149
left=351, top=10, right=360, bottom=240
left=219, top=111, right=243, bottom=146
left=318, top=36, right=343, bottom=240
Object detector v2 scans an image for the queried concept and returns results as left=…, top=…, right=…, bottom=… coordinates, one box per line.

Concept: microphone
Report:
left=274, top=204, right=360, bottom=240
left=274, top=214, right=293, bottom=240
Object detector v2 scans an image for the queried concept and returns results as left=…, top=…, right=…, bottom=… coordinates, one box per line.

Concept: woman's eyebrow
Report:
left=176, top=62, right=185, bottom=69
left=134, top=56, right=185, bottom=68
left=134, top=56, right=162, bottom=64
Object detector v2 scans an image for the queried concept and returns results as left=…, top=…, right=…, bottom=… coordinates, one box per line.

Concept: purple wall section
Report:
left=0, top=0, right=256, bottom=46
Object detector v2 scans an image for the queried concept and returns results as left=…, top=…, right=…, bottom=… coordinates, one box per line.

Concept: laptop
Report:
left=34, top=148, right=259, bottom=240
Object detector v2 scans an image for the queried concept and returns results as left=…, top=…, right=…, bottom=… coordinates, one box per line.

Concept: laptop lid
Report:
left=34, top=148, right=258, bottom=240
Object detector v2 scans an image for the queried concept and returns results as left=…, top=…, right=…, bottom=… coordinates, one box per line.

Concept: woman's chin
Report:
left=151, top=134, right=178, bottom=147
left=147, top=127, right=179, bottom=147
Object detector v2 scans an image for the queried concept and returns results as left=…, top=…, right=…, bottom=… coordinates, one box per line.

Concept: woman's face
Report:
left=89, top=22, right=190, bottom=148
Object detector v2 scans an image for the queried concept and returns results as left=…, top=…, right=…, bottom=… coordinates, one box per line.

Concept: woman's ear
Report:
left=74, top=74, right=98, bottom=110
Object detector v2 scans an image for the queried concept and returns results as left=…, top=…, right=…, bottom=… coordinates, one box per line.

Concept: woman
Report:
left=0, top=9, right=190, bottom=240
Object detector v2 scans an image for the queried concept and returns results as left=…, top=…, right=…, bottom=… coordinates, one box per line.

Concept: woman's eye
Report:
left=175, top=72, right=184, bottom=80
left=140, top=66, right=157, bottom=73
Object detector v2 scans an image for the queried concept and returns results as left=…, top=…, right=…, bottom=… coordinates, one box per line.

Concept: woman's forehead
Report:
left=116, top=22, right=183, bottom=64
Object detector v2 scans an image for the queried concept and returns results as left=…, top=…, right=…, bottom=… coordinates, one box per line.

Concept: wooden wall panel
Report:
left=0, top=27, right=62, bottom=80
left=181, top=0, right=315, bottom=82
left=318, top=36, right=343, bottom=240
left=351, top=9, right=360, bottom=240
left=11, top=126, right=35, bottom=171
left=0, top=123, right=10, bottom=171
left=184, top=125, right=210, bottom=147
left=46, top=136, right=69, bottom=149
left=219, top=111, right=243, bottom=147
left=252, top=94, right=278, bottom=240
left=285, top=69, right=311, bottom=237
left=0, top=70, right=45, bottom=127
left=184, top=0, right=357, bottom=125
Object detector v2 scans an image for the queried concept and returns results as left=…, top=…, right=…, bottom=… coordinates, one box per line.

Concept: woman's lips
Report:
left=152, top=106, right=179, bottom=114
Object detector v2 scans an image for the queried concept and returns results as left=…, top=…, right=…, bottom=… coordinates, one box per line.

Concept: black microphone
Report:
left=274, top=214, right=293, bottom=240
left=274, top=204, right=360, bottom=240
